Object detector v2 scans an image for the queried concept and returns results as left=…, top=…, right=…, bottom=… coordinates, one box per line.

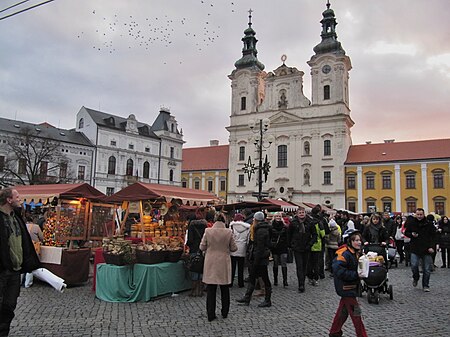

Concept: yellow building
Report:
left=181, top=142, right=229, bottom=202
left=345, top=139, right=450, bottom=215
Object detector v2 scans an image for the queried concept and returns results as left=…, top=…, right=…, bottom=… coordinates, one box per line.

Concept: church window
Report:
left=239, top=146, right=245, bottom=161
left=278, top=145, right=287, bottom=167
left=324, top=140, right=331, bottom=156
left=241, top=97, right=247, bottom=110
left=323, top=171, right=331, bottom=185
left=324, top=85, right=330, bottom=100
left=126, top=159, right=134, bottom=176
left=143, top=161, right=150, bottom=179
left=169, top=169, right=174, bottom=182
left=108, top=156, right=116, bottom=175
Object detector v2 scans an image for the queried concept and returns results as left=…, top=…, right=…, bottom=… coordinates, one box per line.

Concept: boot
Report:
left=189, top=280, right=198, bottom=297
left=273, top=267, right=278, bottom=286
left=282, top=267, right=288, bottom=287
left=197, top=281, right=204, bottom=297
left=258, top=287, right=272, bottom=307
left=236, top=284, right=254, bottom=305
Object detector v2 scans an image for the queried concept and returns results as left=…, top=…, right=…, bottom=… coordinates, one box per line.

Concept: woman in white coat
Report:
left=200, top=213, right=237, bottom=322
left=230, top=213, right=250, bottom=288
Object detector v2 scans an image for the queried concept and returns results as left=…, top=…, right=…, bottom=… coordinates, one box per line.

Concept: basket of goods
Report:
left=135, top=240, right=168, bottom=264
left=102, top=237, right=134, bottom=266
left=166, top=237, right=185, bottom=263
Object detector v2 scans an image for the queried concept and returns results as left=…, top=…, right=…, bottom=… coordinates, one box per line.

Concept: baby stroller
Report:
left=360, top=244, right=394, bottom=304
left=387, top=238, right=398, bottom=268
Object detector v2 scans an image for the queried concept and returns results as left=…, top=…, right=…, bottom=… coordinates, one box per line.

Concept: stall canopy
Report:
left=14, top=183, right=105, bottom=201
left=105, top=182, right=219, bottom=205
left=261, top=198, right=299, bottom=212
left=303, top=202, right=336, bottom=215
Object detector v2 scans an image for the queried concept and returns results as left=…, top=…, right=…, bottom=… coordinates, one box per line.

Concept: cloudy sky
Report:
left=1, top=0, right=449, bottom=148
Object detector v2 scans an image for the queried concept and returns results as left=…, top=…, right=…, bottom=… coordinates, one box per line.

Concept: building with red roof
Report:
left=181, top=141, right=229, bottom=201
left=345, top=139, right=450, bottom=215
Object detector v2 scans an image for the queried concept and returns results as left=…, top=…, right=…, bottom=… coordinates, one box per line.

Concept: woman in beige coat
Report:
left=200, top=213, right=237, bottom=322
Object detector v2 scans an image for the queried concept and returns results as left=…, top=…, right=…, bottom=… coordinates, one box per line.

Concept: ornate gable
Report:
left=269, top=111, right=302, bottom=125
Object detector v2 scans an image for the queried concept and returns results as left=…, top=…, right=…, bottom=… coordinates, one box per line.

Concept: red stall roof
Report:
left=105, top=182, right=219, bottom=205
left=13, top=183, right=105, bottom=201
left=261, top=198, right=299, bottom=212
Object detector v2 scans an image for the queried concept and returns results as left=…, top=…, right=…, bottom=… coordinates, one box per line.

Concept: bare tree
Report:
left=0, top=126, right=75, bottom=186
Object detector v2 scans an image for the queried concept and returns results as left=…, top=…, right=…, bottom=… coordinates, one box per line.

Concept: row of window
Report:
left=347, top=171, right=445, bottom=190
left=239, top=84, right=330, bottom=111
left=238, top=140, right=332, bottom=167
left=107, top=156, right=174, bottom=181
left=347, top=200, right=446, bottom=215
left=181, top=179, right=227, bottom=192
left=237, top=170, right=333, bottom=186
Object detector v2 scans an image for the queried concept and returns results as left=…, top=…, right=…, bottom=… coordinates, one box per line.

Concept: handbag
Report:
left=188, top=251, right=204, bottom=273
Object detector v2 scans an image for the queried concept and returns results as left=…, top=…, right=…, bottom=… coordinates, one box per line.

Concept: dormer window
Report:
left=78, top=118, right=84, bottom=128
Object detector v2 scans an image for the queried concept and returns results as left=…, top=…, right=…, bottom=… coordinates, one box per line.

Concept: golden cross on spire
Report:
left=248, top=8, right=253, bottom=24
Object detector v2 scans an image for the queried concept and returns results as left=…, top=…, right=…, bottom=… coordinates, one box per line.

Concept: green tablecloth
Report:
left=95, top=261, right=191, bottom=302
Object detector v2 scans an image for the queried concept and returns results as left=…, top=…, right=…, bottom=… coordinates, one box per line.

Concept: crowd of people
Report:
left=184, top=204, right=447, bottom=337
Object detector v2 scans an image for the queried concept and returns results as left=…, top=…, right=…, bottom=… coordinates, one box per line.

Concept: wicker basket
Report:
left=136, top=249, right=167, bottom=265
left=166, top=250, right=183, bottom=263
left=103, top=251, right=127, bottom=266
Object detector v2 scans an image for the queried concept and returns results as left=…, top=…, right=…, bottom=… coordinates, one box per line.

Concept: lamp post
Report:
left=243, top=118, right=274, bottom=201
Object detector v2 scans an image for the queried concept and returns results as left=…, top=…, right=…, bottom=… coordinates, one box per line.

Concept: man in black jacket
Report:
left=0, top=188, right=40, bottom=336
left=288, top=207, right=318, bottom=293
left=404, top=208, right=436, bottom=292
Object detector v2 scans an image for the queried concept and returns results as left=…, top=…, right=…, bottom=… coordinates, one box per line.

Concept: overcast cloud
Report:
left=1, top=0, right=449, bottom=147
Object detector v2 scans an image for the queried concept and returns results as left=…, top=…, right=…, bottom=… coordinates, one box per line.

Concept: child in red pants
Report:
left=329, top=229, right=368, bottom=337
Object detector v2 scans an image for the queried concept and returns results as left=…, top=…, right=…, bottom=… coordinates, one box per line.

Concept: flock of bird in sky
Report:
left=77, top=1, right=238, bottom=65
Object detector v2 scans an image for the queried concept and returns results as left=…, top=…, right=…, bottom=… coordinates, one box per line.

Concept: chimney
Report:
left=210, top=140, right=219, bottom=146
left=384, top=139, right=395, bottom=143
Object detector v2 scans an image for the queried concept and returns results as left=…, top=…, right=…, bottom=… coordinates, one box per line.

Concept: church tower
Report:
left=307, top=1, right=352, bottom=107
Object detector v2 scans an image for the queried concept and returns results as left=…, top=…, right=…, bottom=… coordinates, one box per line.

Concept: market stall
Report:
left=95, top=182, right=219, bottom=301
left=14, top=183, right=108, bottom=285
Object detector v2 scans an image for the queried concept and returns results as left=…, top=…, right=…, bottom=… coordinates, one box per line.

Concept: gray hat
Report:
left=254, top=211, right=265, bottom=221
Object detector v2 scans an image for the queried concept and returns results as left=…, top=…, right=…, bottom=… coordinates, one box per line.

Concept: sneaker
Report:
left=413, top=279, right=418, bottom=287
left=423, top=287, right=430, bottom=292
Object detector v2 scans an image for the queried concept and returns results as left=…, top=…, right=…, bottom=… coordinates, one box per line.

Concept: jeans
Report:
left=272, top=253, right=287, bottom=268
left=0, top=270, right=21, bottom=337
left=410, top=253, right=432, bottom=288
left=329, top=297, right=368, bottom=337
left=293, top=251, right=309, bottom=289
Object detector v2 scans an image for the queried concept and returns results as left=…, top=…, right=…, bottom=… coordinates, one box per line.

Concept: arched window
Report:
left=169, top=169, right=174, bottom=182
left=304, top=141, right=310, bottom=155
left=324, top=140, right=331, bottom=156
left=143, top=161, right=150, bottom=179
left=78, top=118, right=84, bottom=129
left=107, top=156, right=116, bottom=175
left=324, top=85, right=330, bottom=100
left=278, top=145, right=287, bottom=167
left=126, top=159, right=134, bottom=176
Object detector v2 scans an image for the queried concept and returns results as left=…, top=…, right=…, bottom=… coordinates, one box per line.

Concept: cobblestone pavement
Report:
left=11, top=255, right=450, bottom=337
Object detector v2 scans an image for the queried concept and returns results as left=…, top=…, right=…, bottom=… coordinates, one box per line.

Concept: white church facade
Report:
left=227, top=4, right=353, bottom=209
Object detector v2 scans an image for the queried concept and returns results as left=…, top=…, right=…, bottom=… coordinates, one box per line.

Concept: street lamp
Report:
left=243, top=118, right=275, bottom=201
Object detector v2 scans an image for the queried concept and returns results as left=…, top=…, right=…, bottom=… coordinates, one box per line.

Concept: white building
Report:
left=0, top=117, right=94, bottom=186
left=76, top=106, right=184, bottom=195
left=227, top=4, right=353, bottom=209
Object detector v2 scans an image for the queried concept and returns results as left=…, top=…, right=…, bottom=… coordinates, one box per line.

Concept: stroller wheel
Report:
left=388, top=285, right=394, bottom=300
left=374, top=290, right=380, bottom=304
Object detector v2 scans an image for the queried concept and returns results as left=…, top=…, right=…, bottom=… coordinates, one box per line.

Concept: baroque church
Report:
left=226, top=3, right=353, bottom=209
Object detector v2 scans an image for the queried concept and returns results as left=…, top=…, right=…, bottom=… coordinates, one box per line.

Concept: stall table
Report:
left=96, top=261, right=191, bottom=302
left=40, top=246, right=91, bottom=285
